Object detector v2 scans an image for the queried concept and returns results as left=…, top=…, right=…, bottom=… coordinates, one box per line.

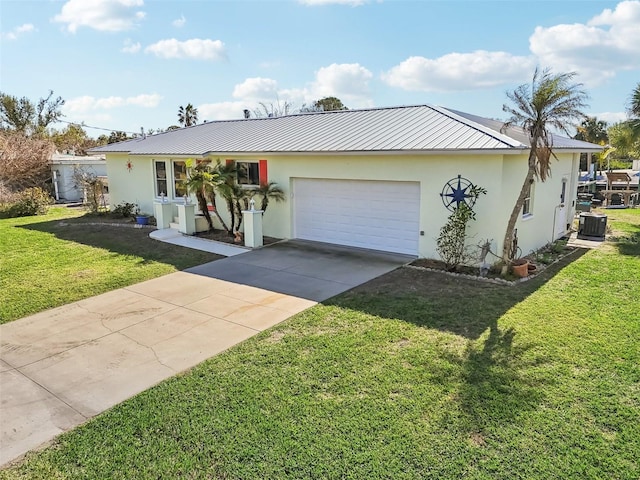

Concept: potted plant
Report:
left=511, top=258, right=529, bottom=277
left=134, top=206, right=150, bottom=225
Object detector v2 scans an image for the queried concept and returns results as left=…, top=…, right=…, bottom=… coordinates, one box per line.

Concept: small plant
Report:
left=112, top=201, right=136, bottom=218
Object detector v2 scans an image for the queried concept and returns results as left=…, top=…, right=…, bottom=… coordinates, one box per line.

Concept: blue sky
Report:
left=1, top=0, right=639, bottom=137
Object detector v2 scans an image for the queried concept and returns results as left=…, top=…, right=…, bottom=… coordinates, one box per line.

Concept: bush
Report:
left=0, top=187, right=53, bottom=218
left=112, top=201, right=136, bottom=218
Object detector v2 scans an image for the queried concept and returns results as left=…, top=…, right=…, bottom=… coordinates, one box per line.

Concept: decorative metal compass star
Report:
left=440, top=175, right=479, bottom=212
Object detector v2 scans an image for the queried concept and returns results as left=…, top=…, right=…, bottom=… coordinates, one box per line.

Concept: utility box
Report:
left=578, top=212, right=607, bottom=238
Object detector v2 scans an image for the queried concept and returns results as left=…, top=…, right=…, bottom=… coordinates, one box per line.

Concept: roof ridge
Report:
left=430, top=105, right=526, bottom=148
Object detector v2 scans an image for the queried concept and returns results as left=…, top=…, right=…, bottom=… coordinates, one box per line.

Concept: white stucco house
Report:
left=90, top=104, right=601, bottom=260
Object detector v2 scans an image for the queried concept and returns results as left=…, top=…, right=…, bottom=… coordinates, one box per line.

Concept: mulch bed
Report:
left=194, top=229, right=281, bottom=247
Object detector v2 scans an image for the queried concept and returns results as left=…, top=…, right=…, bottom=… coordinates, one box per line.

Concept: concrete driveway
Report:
left=0, top=240, right=411, bottom=466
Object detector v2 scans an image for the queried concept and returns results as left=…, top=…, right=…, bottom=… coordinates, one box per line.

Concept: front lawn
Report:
left=1, top=209, right=638, bottom=479
left=0, top=208, right=219, bottom=324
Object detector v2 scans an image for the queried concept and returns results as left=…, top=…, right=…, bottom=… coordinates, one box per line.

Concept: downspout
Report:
left=53, top=170, right=60, bottom=201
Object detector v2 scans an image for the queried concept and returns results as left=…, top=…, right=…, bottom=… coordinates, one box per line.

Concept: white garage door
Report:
left=293, top=178, right=420, bottom=255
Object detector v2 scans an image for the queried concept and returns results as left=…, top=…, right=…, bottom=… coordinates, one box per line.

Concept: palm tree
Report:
left=500, top=68, right=588, bottom=274
left=629, top=82, right=640, bottom=137
left=178, top=103, right=198, bottom=127
left=209, top=161, right=237, bottom=236
left=253, top=181, right=285, bottom=214
left=185, top=160, right=216, bottom=232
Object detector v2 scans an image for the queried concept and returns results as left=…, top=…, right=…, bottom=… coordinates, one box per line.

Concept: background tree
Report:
left=0, top=90, right=64, bottom=135
left=178, top=104, right=198, bottom=127
left=301, top=96, right=348, bottom=112
left=0, top=131, right=55, bottom=191
left=607, top=122, right=640, bottom=162
left=574, top=116, right=608, bottom=172
left=628, top=82, right=640, bottom=137
left=252, top=98, right=295, bottom=118
left=500, top=68, right=588, bottom=274
left=107, top=131, right=132, bottom=144
left=51, top=124, right=94, bottom=154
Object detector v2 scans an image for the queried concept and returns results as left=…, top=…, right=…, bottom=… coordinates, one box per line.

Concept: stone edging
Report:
left=404, top=248, right=581, bottom=286
left=61, top=221, right=156, bottom=229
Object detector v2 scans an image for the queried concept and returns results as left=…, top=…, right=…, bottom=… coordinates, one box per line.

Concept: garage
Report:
left=292, top=178, right=420, bottom=255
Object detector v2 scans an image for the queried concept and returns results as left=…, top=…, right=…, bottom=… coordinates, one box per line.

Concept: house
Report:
left=50, top=152, right=108, bottom=203
left=90, top=104, right=601, bottom=260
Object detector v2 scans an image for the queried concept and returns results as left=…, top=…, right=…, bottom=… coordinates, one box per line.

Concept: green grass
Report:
left=2, top=210, right=639, bottom=479
left=0, top=207, right=219, bottom=324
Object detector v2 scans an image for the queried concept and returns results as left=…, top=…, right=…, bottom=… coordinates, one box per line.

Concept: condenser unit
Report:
left=578, top=212, right=607, bottom=238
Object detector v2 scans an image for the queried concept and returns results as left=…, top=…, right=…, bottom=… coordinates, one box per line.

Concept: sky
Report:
left=1, top=0, right=639, bottom=138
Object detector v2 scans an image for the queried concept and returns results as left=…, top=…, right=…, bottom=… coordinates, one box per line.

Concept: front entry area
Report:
left=292, top=178, right=420, bottom=255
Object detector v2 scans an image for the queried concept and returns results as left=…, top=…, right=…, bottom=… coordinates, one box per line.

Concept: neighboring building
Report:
left=51, top=152, right=107, bottom=202
left=90, top=105, right=601, bottom=260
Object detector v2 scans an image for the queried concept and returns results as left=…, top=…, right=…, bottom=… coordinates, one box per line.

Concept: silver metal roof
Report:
left=90, top=104, right=601, bottom=156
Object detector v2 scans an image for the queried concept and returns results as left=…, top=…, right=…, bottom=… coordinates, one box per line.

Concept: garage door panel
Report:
left=293, top=179, right=419, bottom=255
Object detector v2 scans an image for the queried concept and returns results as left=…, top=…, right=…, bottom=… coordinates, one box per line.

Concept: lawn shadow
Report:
left=325, top=250, right=587, bottom=435
left=18, top=215, right=221, bottom=270
left=326, top=248, right=588, bottom=341
left=610, top=226, right=640, bottom=256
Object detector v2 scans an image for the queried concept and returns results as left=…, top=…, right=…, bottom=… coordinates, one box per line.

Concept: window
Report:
left=236, top=161, right=260, bottom=186
left=560, top=178, right=567, bottom=205
left=154, top=161, right=167, bottom=197
left=522, top=182, right=534, bottom=216
left=173, top=161, right=187, bottom=198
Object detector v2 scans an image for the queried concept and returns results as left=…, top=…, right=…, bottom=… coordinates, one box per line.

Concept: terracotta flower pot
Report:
left=512, top=260, right=529, bottom=278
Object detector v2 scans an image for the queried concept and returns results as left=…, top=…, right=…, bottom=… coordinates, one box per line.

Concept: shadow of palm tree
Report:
left=327, top=249, right=587, bottom=340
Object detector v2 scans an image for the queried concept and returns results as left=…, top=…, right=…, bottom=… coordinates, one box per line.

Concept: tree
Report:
left=0, top=90, right=64, bottom=135
left=185, top=160, right=217, bottom=232
left=253, top=181, right=285, bottom=214
left=628, top=82, right=640, bottom=137
left=178, top=103, right=198, bottom=127
left=574, top=116, right=608, bottom=144
left=51, top=124, right=92, bottom=154
left=0, top=131, right=55, bottom=192
left=252, top=98, right=295, bottom=118
left=500, top=68, right=588, bottom=275
left=107, top=131, right=132, bottom=144
left=301, top=96, right=348, bottom=113
left=607, top=122, right=640, bottom=161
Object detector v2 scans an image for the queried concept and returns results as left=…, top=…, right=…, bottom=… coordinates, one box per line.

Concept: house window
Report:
left=154, top=161, right=167, bottom=197
left=236, top=161, right=260, bottom=186
left=523, top=182, right=534, bottom=216
left=173, top=161, right=188, bottom=198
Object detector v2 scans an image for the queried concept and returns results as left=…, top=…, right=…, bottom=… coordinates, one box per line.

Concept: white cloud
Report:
left=382, top=51, right=535, bottom=92
left=52, top=0, right=145, bottom=33
left=172, top=14, right=186, bottom=27
left=197, top=101, right=249, bottom=121
left=65, top=93, right=162, bottom=114
left=309, top=63, right=374, bottom=107
left=121, top=38, right=141, bottom=53
left=2, top=23, right=35, bottom=40
left=232, top=78, right=279, bottom=100
left=530, top=0, right=640, bottom=84
left=144, top=38, right=226, bottom=60
left=298, top=0, right=367, bottom=5
left=593, top=111, right=629, bottom=125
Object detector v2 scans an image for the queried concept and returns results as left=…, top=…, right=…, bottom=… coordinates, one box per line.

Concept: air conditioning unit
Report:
left=578, top=212, right=607, bottom=238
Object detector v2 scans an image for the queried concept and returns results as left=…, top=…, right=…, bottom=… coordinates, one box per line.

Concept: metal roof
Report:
left=90, top=104, right=601, bottom=156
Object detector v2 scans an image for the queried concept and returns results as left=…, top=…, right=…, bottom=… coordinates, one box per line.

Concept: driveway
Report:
left=0, top=240, right=411, bottom=466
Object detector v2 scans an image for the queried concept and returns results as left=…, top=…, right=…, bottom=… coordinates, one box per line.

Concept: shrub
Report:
left=112, top=201, right=136, bottom=218
left=1, top=187, right=53, bottom=218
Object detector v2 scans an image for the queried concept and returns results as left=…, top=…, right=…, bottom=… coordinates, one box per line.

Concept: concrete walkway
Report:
left=0, top=239, right=411, bottom=466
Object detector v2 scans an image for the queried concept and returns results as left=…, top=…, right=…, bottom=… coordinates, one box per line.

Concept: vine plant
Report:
left=436, top=184, right=486, bottom=271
